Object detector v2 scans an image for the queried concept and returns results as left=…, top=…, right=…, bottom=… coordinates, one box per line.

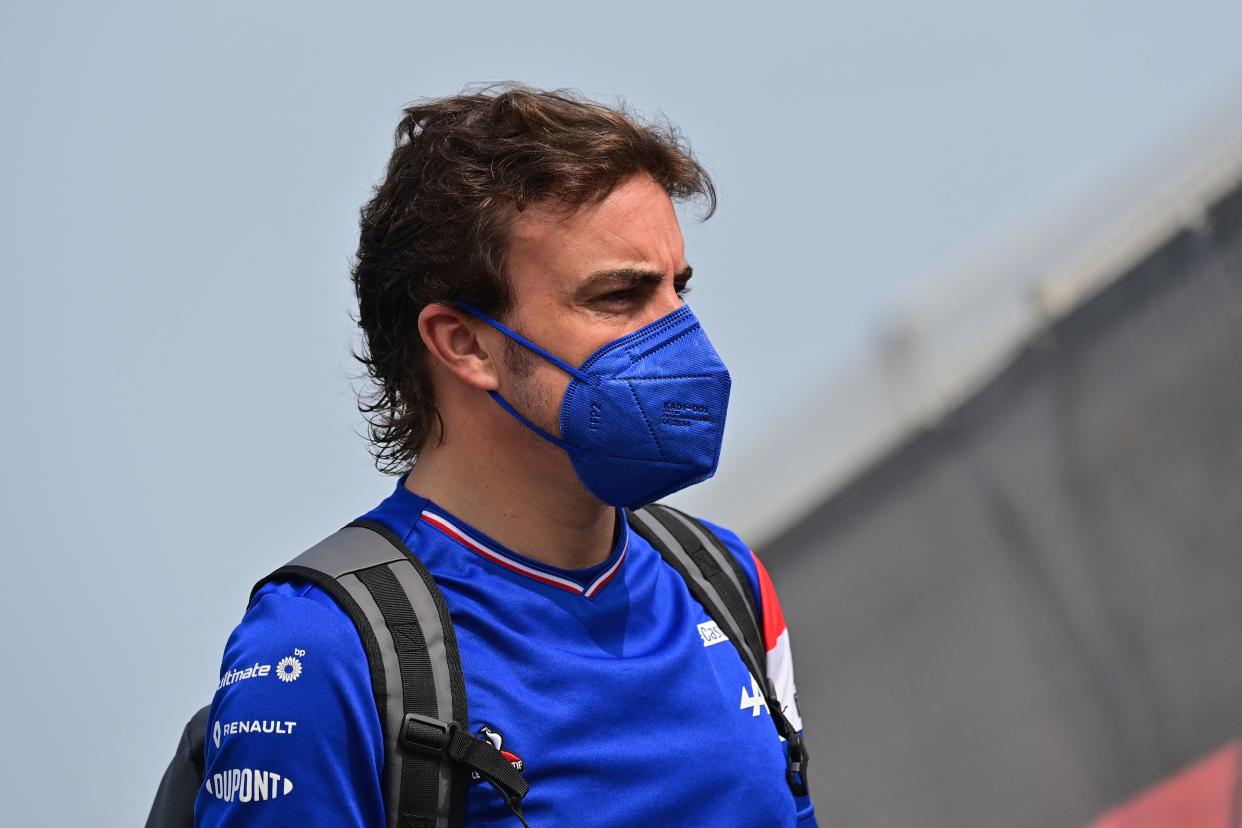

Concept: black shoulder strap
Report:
left=145, top=704, right=210, bottom=828
left=626, top=504, right=809, bottom=797
left=251, top=521, right=529, bottom=828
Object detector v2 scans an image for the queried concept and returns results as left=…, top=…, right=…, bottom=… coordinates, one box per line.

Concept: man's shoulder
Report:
left=208, top=576, right=382, bottom=757
left=249, top=577, right=352, bottom=616
left=200, top=577, right=385, bottom=824
left=233, top=504, right=413, bottom=648
left=223, top=578, right=367, bottom=681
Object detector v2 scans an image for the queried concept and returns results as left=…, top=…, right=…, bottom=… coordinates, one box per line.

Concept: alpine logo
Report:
left=203, top=768, right=294, bottom=802
left=740, top=675, right=770, bottom=717
left=471, top=726, right=525, bottom=779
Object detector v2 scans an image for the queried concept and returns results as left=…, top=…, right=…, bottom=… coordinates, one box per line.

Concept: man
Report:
left=197, top=84, right=817, bottom=826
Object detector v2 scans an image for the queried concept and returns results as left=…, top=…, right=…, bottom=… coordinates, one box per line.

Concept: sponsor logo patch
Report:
left=275, top=655, right=302, bottom=683
left=213, top=720, right=299, bottom=749
left=217, top=663, right=271, bottom=689
left=203, top=768, right=294, bottom=802
left=216, top=648, right=305, bottom=691
left=697, top=619, right=729, bottom=647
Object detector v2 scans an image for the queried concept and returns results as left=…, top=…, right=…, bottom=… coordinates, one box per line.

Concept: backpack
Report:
left=146, top=503, right=809, bottom=828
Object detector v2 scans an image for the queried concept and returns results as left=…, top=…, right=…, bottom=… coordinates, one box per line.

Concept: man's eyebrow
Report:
left=574, top=265, right=694, bottom=297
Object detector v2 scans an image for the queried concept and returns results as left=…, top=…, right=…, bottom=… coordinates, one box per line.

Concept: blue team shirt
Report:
left=197, top=475, right=817, bottom=826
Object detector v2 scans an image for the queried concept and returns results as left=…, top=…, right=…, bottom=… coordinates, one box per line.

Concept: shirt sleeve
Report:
left=195, top=580, right=386, bottom=827
left=696, top=518, right=819, bottom=826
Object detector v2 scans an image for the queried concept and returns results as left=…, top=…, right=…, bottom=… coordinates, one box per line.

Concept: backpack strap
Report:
left=145, top=704, right=210, bottom=828
left=251, top=520, right=529, bottom=828
left=626, top=504, right=810, bottom=797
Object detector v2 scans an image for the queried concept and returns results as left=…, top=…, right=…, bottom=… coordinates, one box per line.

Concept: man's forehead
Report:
left=505, top=175, right=685, bottom=286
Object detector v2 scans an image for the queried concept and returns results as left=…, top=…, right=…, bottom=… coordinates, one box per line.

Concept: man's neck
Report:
left=402, top=436, right=616, bottom=571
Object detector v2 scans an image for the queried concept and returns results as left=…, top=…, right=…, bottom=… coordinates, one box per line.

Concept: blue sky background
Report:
left=2, top=1, right=1241, bottom=823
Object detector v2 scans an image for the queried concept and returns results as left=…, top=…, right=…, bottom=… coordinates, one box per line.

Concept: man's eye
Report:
left=597, top=289, right=639, bottom=304
left=675, top=283, right=693, bottom=297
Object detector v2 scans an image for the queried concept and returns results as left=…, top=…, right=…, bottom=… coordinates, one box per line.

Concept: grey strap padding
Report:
left=254, top=523, right=467, bottom=828
left=627, top=508, right=768, bottom=686
left=628, top=505, right=811, bottom=797
left=335, top=570, right=415, bottom=828
left=280, top=524, right=406, bottom=576
left=645, top=506, right=760, bottom=660
left=388, top=558, right=459, bottom=824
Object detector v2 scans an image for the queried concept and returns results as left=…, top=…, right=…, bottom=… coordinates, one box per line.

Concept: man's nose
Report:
left=645, top=282, right=686, bottom=324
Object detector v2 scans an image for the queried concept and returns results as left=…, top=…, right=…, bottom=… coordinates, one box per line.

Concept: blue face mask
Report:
left=458, top=303, right=732, bottom=509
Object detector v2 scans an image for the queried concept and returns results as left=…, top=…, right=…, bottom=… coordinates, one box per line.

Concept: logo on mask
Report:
left=662, top=400, right=711, bottom=427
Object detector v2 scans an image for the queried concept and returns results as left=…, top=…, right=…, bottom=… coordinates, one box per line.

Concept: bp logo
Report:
left=275, top=657, right=301, bottom=683
left=275, top=652, right=303, bottom=683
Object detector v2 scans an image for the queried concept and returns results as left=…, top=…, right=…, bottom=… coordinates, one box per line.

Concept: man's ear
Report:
left=417, top=303, right=501, bottom=391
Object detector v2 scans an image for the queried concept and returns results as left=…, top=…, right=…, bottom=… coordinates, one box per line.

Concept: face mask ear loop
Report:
left=457, top=303, right=593, bottom=384
left=487, top=390, right=574, bottom=451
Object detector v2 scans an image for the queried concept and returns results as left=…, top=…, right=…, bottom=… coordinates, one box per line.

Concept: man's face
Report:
left=493, top=172, right=693, bottom=439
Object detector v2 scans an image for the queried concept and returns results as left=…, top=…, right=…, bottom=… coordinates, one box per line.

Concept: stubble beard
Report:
left=502, top=337, right=563, bottom=446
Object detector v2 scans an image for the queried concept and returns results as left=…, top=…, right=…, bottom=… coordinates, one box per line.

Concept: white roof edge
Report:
left=670, top=91, right=1242, bottom=545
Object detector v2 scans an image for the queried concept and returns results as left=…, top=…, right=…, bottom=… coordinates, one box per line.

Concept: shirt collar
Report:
left=387, top=473, right=629, bottom=599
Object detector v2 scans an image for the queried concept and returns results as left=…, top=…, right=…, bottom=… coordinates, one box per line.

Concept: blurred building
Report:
left=673, top=106, right=1242, bottom=825
left=1088, top=740, right=1241, bottom=828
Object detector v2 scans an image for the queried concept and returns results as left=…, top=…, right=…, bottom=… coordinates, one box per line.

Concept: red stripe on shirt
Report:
left=751, top=550, right=788, bottom=651
left=419, top=512, right=584, bottom=595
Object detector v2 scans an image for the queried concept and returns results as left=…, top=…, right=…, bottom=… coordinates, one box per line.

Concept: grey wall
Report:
left=765, top=180, right=1242, bottom=826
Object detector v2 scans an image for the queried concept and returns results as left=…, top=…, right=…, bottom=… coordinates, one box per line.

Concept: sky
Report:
left=2, top=1, right=1241, bottom=823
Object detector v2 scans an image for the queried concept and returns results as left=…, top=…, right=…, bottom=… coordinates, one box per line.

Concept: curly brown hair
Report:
left=351, top=83, right=717, bottom=473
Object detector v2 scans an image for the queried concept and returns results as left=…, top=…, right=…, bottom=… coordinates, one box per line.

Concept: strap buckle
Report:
left=784, top=730, right=810, bottom=797
left=399, top=713, right=457, bottom=757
